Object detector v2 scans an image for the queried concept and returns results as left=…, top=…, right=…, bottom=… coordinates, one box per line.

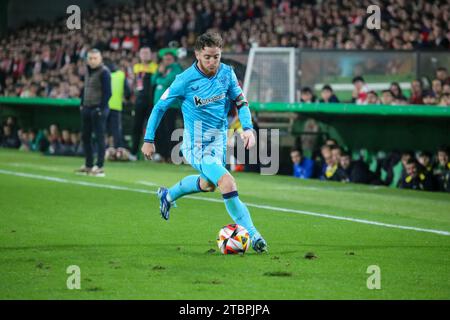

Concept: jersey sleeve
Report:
left=227, top=67, right=253, bottom=131
left=227, top=67, right=243, bottom=101
left=144, top=74, right=185, bottom=142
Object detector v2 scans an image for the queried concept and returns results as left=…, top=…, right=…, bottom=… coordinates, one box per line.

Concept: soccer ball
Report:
left=217, top=224, right=250, bottom=254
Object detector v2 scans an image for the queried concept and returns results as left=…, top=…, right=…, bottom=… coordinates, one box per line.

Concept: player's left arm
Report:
left=227, top=68, right=255, bottom=149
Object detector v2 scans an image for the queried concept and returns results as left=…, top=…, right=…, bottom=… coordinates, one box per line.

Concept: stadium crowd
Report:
left=300, top=66, right=450, bottom=106
left=1, top=0, right=450, bottom=98
left=0, top=116, right=83, bottom=156
left=290, top=141, right=450, bottom=193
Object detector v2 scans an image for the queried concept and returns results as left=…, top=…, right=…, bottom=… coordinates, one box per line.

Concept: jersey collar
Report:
left=194, top=61, right=222, bottom=79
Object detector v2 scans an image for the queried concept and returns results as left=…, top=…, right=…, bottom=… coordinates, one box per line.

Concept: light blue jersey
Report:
left=144, top=62, right=253, bottom=184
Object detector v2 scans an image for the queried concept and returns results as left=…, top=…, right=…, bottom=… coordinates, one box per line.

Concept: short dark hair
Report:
left=341, top=150, right=351, bottom=158
left=437, top=145, right=449, bottom=154
left=195, top=32, right=223, bottom=51
left=436, top=67, right=447, bottom=72
left=402, top=151, right=415, bottom=158
left=322, top=84, right=333, bottom=92
left=419, top=151, right=432, bottom=158
left=423, top=90, right=436, bottom=98
left=382, top=89, right=393, bottom=95
left=301, top=87, right=313, bottom=94
left=291, top=148, right=303, bottom=156
left=352, top=76, right=365, bottom=83
left=325, top=138, right=338, bottom=146
left=330, top=145, right=342, bottom=152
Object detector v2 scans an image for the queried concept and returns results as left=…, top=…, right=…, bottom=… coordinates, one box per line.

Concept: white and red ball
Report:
left=217, top=224, right=250, bottom=254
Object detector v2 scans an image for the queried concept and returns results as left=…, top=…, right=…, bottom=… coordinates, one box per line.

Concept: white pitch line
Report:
left=1, top=168, right=449, bottom=237
left=137, top=180, right=159, bottom=187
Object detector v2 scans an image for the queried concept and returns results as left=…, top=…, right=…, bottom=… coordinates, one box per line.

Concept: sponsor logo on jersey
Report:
left=194, top=93, right=226, bottom=107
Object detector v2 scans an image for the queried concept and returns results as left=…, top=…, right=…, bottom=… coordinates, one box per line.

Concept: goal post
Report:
left=243, top=47, right=296, bottom=103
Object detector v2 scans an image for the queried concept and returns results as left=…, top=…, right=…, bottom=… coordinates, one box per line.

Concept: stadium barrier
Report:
left=1, top=97, right=449, bottom=155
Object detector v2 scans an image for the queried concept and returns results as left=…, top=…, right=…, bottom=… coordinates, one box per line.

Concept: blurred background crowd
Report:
left=0, top=0, right=449, bottom=99
left=0, top=0, right=449, bottom=192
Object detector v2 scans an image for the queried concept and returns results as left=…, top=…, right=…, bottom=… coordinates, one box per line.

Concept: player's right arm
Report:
left=141, top=74, right=185, bottom=159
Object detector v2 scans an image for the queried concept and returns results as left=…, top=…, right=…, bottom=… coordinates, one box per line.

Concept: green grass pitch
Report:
left=0, top=149, right=449, bottom=299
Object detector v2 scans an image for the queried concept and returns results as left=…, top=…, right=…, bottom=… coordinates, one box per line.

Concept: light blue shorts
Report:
left=182, top=144, right=229, bottom=186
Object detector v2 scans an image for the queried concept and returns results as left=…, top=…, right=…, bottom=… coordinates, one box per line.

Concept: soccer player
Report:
left=141, top=32, right=267, bottom=253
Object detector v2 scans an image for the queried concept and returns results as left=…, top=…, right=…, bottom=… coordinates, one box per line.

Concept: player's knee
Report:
left=218, top=173, right=237, bottom=194
left=199, top=178, right=216, bottom=192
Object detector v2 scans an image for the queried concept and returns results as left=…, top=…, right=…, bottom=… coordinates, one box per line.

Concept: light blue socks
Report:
left=168, top=175, right=203, bottom=201
left=223, top=191, right=260, bottom=240
left=168, top=178, right=261, bottom=242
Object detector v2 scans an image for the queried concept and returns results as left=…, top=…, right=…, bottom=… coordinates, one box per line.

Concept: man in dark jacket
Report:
left=338, top=151, right=377, bottom=184
left=399, top=159, right=434, bottom=191
left=76, top=49, right=111, bottom=177
left=434, top=146, right=450, bottom=192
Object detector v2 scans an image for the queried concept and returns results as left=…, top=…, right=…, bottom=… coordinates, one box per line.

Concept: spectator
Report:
left=351, top=76, right=369, bottom=104
left=423, top=91, right=437, bottom=105
left=48, top=124, right=62, bottom=155
left=319, top=85, right=339, bottom=103
left=330, top=145, right=342, bottom=165
left=389, top=82, right=407, bottom=102
left=59, top=129, right=75, bottom=156
left=1, top=123, right=20, bottom=148
left=431, top=79, right=443, bottom=98
left=324, top=138, right=338, bottom=147
left=5, top=116, right=18, bottom=133
left=381, top=89, right=395, bottom=105
left=29, top=129, right=40, bottom=151
left=417, top=151, right=434, bottom=173
left=398, top=150, right=415, bottom=184
left=300, top=87, right=316, bottom=103
left=432, top=25, right=450, bottom=49
left=434, top=146, right=450, bottom=192
left=438, top=93, right=450, bottom=106
left=338, top=151, right=377, bottom=184
left=290, top=149, right=314, bottom=179
left=443, top=83, right=450, bottom=95
left=436, top=67, right=450, bottom=85
left=409, top=79, right=424, bottom=105
left=70, top=132, right=84, bottom=156
left=18, top=129, right=30, bottom=151
left=399, top=159, right=434, bottom=191
left=48, top=124, right=60, bottom=142
left=366, top=90, right=379, bottom=104
left=320, top=144, right=340, bottom=181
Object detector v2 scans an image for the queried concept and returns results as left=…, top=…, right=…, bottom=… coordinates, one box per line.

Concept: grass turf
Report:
left=0, top=149, right=449, bottom=299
